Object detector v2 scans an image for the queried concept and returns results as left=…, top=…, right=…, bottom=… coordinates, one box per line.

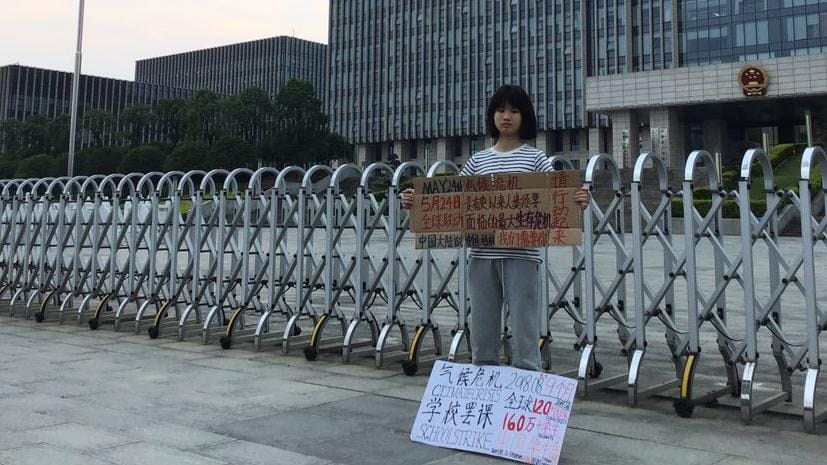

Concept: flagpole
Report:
left=67, top=0, right=86, bottom=177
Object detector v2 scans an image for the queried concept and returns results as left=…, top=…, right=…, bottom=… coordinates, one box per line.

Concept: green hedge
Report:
left=721, top=170, right=739, bottom=191
left=671, top=198, right=767, bottom=218
left=749, top=143, right=808, bottom=177
left=769, top=143, right=808, bottom=169
left=371, top=171, right=452, bottom=202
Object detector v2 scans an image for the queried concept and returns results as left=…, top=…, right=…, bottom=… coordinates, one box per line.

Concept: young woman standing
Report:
left=402, top=85, right=590, bottom=371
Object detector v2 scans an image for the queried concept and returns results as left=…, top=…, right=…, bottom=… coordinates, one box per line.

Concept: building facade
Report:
left=135, top=36, right=328, bottom=101
left=0, top=65, right=194, bottom=149
left=586, top=0, right=827, bottom=167
left=329, top=0, right=595, bottom=168
left=330, top=0, right=827, bottom=169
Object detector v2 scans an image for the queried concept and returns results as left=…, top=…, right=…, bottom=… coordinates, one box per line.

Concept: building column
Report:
left=702, top=120, right=728, bottom=158
left=383, top=142, right=395, bottom=162
left=395, top=140, right=415, bottom=162
left=435, top=137, right=452, bottom=161
left=608, top=110, right=639, bottom=169
left=459, top=137, right=472, bottom=165
left=535, top=130, right=550, bottom=154
left=648, top=107, right=685, bottom=168
left=356, top=144, right=369, bottom=167
left=588, top=128, right=605, bottom=155
left=562, top=130, right=572, bottom=155
left=640, top=124, right=652, bottom=155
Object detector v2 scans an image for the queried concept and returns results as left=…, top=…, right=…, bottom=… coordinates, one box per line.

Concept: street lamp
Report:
left=67, top=0, right=86, bottom=178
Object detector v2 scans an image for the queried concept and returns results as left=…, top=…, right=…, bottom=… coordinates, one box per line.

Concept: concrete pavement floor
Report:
left=0, top=315, right=825, bottom=465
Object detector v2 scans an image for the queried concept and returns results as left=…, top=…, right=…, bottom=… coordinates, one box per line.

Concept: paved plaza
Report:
left=0, top=312, right=825, bottom=465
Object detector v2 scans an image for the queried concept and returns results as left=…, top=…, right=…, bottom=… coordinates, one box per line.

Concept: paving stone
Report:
left=214, top=395, right=450, bottom=465
left=196, top=439, right=331, bottom=465
left=0, top=382, right=24, bottom=399
left=93, top=441, right=229, bottom=465
left=710, top=457, right=775, bottom=465
left=24, top=422, right=133, bottom=452
left=0, top=407, right=66, bottom=431
left=425, top=453, right=503, bottom=464
left=120, top=422, right=232, bottom=450
left=1, top=300, right=824, bottom=465
left=0, top=444, right=117, bottom=465
left=46, top=403, right=162, bottom=433
left=559, top=428, right=727, bottom=465
left=0, top=428, right=34, bottom=452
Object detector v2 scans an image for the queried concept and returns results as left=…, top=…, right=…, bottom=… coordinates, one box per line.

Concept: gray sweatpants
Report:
left=468, top=257, right=542, bottom=371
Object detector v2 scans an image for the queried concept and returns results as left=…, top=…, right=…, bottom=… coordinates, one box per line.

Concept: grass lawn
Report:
left=750, top=153, right=823, bottom=200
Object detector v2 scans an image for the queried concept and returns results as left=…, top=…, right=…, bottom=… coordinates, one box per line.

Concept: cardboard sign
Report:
left=410, top=171, right=582, bottom=249
left=410, top=192, right=464, bottom=233
left=411, top=361, right=577, bottom=465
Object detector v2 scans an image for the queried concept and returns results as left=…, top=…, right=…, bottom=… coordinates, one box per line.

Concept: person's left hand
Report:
left=574, top=185, right=591, bottom=210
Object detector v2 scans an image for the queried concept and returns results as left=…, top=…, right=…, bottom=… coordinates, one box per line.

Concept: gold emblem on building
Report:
left=738, top=65, right=768, bottom=97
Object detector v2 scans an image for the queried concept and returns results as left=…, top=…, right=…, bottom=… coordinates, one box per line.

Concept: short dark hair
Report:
left=485, top=85, right=538, bottom=141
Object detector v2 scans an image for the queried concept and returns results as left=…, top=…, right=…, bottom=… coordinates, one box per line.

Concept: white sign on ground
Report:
left=410, top=361, right=576, bottom=465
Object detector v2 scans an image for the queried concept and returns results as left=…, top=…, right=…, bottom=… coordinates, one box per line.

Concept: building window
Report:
left=570, top=130, right=580, bottom=152
left=553, top=131, right=564, bottom=153
left=424, top=140, right=432, bottom=166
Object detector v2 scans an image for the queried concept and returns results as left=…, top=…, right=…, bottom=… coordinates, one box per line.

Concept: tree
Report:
left=0, top=159, right=19, bottom=179
left=235, top=87, right=274, bottom=143
left=47, top=115, right=71, bottom=155
left=77, top=146, right=126, bottom=176
left=52, top=153, right=68, bottom=177
left=154, top=99, right=186, bottom=147
left=323, top=133, right=354, bottom=163
left=206, top=135, right=252, bottom=170
left=0, top=116, right=68, bottom=158
left=258, top=135, right=285, bottom=166
left=164, top=141, right=209, bottom=172
left=83, top=109, right=114, bottom=147
left=0, top=119, right=24, bottom=157
left=15, top=154, right=56, bottom=178
left=270, top=79, right=328, bottom=165
left=19, top=115, right=52, bottom=157
left=120, top=104, right=155, bottom=147
left=119, top=145, right=166, bottom=174
left=185, top=90, right=221, bottom=144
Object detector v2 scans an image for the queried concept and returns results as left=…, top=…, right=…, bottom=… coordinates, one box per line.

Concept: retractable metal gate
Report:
left=403, top=161, right=466, bottom=375
left=2, top=147, right=825, bottom=433
left=251, top=167, right=309, bottom=352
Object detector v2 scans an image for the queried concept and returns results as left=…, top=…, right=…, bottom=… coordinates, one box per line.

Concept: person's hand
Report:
left=401, top=188, right=414, bottom=209
left=574, top=185, right=590, bottom=210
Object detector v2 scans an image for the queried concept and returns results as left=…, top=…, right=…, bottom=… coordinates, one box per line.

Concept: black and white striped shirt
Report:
left=459, top=144, right=554, bottom=262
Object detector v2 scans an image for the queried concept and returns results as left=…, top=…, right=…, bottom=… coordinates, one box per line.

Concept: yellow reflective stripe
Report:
left=153, top=301, right=172, bottom=327
left=409, top=326, right=427, bottom=360
left=39, top=289, right=58, bottom=313
left=310, top=314, right=328, bottom=347
left=681, top=354, right=696, bottom=399
left=93, top=294, right=111, bottom=319
left=224, top=307, right=244, bottom=336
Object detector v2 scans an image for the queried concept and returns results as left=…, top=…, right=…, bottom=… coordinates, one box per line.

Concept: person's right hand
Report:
left=401, top=188, right=414, bottom=209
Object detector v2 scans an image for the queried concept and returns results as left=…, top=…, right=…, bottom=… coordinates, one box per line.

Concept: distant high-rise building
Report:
left=328, top=1, right=592, bottom=167
left=135, top=36, right=328, bottom=101
left=0, top=64, right=194, bottom=148
left=329, top=1, right=827, bottom=169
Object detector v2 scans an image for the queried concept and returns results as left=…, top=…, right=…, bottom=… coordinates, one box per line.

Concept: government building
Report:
left=1, top=36, right=328, bottom=150
left=328, top=1, right=827, bottom=169
left=135, top=36, right=328, bottom=103
left=0, top=64, right=194, bottom=149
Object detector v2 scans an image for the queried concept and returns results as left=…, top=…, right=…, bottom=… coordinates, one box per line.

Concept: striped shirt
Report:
left=459, top=144, right=554, bottom=262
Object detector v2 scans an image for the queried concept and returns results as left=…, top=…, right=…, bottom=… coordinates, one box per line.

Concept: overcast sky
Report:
left=1, top=0, right=329, bottom=80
